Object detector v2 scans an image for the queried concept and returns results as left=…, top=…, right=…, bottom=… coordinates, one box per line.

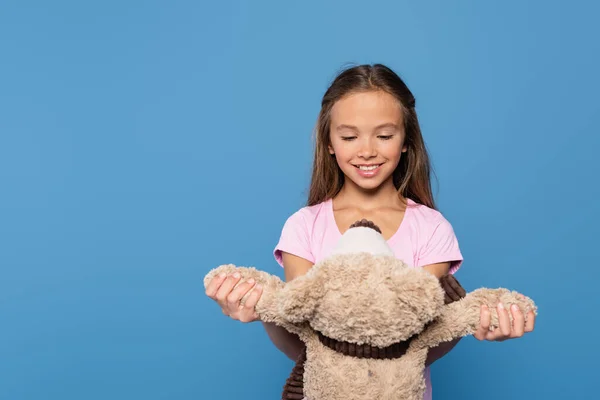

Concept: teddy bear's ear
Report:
left=278, top=272, right=323, bottom=323
left=392, top=268, right=446, bottom=321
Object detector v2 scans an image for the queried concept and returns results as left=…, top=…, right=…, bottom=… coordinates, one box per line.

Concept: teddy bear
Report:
left=204, top=219, right=537, bottom=400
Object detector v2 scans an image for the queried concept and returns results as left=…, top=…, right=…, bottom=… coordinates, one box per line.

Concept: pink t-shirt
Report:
left=273, top=197, right=463, bottom=400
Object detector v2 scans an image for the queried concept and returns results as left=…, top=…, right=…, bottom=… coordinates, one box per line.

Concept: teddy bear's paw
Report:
left=471, top=288, right=537, bottom=329
left=205, top=264, right=277, bottom=287
left=203, top=264, right=239, bottom=289
left=204, top=264, right=285, bottom=299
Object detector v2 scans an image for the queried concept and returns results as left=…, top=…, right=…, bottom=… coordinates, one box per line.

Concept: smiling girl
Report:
left=205, top=63, right=535, bottom=399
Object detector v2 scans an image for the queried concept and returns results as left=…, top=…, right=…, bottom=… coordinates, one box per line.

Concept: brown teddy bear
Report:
left=204, top=220, right=537, bottom=400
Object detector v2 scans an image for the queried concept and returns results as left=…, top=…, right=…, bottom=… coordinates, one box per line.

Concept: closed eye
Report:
left=378, top=135, right=394, bottom=140
left=341, top=136, right=357, bottom=141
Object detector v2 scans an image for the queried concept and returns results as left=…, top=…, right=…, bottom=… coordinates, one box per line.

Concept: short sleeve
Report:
left=416, top=215, right=463, bottom=274
left=273, top=210, right=315, bottom=267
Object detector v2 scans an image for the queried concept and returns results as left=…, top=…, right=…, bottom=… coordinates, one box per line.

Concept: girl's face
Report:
left=328, top=90, right=407, bottom=192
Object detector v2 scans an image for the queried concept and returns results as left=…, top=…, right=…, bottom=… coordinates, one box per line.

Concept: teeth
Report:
left=359, top=165, right=379, bottom=171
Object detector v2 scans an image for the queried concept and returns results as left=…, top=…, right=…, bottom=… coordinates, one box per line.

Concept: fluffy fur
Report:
left=204, top=235, right=537, bottom=400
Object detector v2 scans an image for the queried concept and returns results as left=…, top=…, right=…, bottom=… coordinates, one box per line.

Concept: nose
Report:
left=357, top=138, right=377, bottom=159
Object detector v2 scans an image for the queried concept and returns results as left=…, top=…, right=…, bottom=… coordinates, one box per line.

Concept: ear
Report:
left=392, top=267, right=445, bottom=322
left=278, top=272, right=323, bottom=323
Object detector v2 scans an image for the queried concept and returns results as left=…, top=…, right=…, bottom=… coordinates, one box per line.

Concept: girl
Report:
left=205, top=64, right=535, bottom=399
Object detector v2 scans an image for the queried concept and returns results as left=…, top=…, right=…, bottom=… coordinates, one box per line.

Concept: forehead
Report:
left=330, top=90, right=403, bottom=128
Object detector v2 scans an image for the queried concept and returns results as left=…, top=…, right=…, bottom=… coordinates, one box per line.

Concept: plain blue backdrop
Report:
left=1, top=1, right=598, bottom=399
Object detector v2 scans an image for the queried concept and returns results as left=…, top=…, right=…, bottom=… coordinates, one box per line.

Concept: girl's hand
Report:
left=473, top=296, right=535, bottom=341
left=205, top=272, right=263, bottom=323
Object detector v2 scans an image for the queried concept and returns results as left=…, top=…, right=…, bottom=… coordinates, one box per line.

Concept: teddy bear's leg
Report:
left=204, top=264, right=294, bottom=327
left=204, top=264, right=282, bottom=296
left=281, top=347, right=307, bottom=400
left=416, top=288, right=537, bottom=349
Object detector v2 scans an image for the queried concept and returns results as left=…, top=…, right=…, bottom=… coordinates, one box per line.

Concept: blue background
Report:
left=1, top=1, right=598, bottom=399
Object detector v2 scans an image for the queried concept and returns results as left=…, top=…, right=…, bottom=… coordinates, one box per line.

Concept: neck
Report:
left=335, top=177, right=405, bottom=211
left=316, top=329, right=415, bottom=359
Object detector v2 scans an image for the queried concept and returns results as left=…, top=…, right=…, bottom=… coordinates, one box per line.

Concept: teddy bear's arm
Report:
left=415, top=288, right=537, bottom=349
left=204, top=264, right=307, bottom=336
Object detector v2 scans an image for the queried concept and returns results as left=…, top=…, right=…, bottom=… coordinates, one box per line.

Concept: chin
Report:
left=343, top=167, right=393, bottom=190
left=358, top=182, right=387, bottom=191
left=345, top=176, right=389, bottom=192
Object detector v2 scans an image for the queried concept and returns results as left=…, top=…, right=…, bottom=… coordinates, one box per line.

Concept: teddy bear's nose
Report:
left=348, top=219, right=382, bottom=233
left=330, top=218, right=393, bottom=257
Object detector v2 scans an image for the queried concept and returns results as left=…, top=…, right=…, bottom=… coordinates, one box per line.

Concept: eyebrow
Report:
left=335, top=123, right=399, bottom=132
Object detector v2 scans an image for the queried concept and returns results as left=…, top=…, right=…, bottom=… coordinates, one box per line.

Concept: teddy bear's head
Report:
left=278, top=220, right=445, bottom=348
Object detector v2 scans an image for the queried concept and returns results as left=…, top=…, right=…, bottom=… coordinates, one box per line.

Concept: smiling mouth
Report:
left=354, top=164, right=382, bottom=171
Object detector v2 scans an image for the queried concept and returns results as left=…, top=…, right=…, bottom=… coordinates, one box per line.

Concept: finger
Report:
left=524, top=310, right=536, bottom=332
left=215, top=273, right=241, bottom=304
left=486, top=328, right=505, bottom=342
left=497, top=303, right=511, bottom=337
left=246, top=285, right=263, bottom=321
left=485, top=327, right=498, bottom=341
left=227, top=278, right=256, bottom=309
left=511, top=304, right=524, bottom=337
left=205, top=273, right=227, bottom=298
left=237, top=284, right=263, bottom=322
left=473, top=305, right=490, bottom=340
left=243, top=284, right=262, bottom=309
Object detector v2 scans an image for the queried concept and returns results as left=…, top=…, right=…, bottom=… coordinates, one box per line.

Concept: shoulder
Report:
left=273, top=200, right=331, bottom=266
left=406, top=198, right=452, bottom=230
left=406, top=199, right=463, bottom=272
left=281, top=200, right=330, bottom=230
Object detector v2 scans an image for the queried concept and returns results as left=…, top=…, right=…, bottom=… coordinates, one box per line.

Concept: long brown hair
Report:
left=307, top=63, right=437, bottom=209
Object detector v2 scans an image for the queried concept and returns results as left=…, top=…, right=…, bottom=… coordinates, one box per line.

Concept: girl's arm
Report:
left=421, top=262, right=461, bottom=365
left=422, top=261, right=451, bottom=279
left=421, top=261, right=536, bottom=361
left=426, top=339, right=460, bottom=366
left=262, top=251, right=313, bottom=361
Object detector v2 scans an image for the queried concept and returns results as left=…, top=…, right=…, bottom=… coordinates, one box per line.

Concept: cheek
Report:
left=329, top=140, right=352, bottom=158
left=328, top=137, right=341, bottom=154
left=380, top=141, right=403, bottom=159
left=333, top=149, right=352, bottom=166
